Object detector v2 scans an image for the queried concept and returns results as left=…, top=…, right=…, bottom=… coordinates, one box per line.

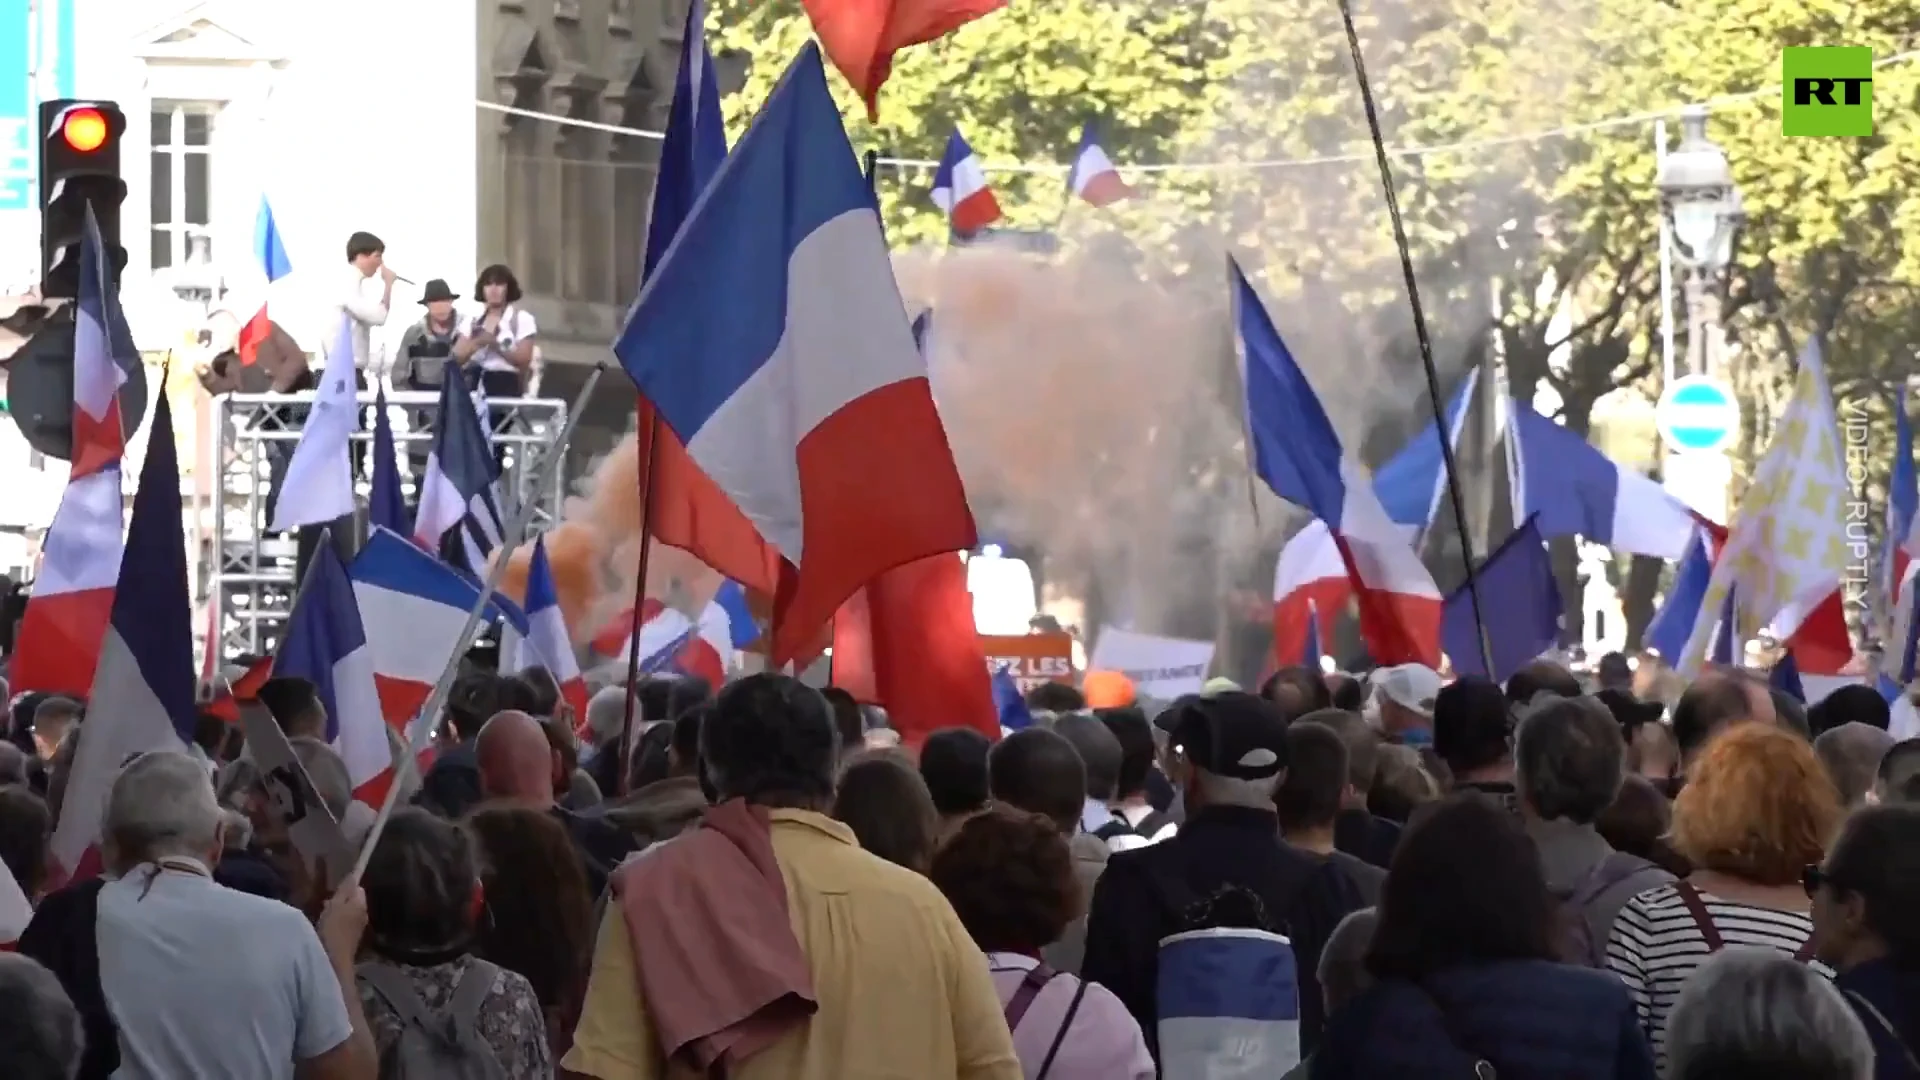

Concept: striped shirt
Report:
left=1605, top=882, right=1832, bottom=1068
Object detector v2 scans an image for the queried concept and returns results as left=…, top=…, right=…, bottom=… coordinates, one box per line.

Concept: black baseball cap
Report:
left=1165, top=691, right=1289, bottom=781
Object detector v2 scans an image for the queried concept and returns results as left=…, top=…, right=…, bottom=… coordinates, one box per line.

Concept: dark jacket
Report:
left=213, top=847, right=290, bottom=902
left=1333, top=808, right=1401, bottom=870
left=553, top=805, right=638, bottom=899
left=18, top=879, right=116, bottom=1080
left=1312, top=959, right=1657, bottom=1080
left=1835, top=958, right=1920, bottom=1080
left=414, top=741, right=484, bottom=819
left=1080, top=804, right=1366, bottom=1060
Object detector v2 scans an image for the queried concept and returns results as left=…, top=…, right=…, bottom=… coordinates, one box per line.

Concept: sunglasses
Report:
left=1801, top=863, right=1840, bottom=899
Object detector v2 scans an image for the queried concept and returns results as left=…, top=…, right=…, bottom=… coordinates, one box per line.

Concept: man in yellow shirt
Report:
left=561, top=674, right=1022, bottom=1080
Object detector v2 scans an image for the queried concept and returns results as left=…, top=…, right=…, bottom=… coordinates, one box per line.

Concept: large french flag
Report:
left=1065, top=122, right=1133, bottom=208
left=239, top=196, right=293, bottom=365
left=48, top=388, right=198, bottom=882
left=11, top=208, right=128, bottom=698
left=930, top=127, right=1002, bottom=235
left=272, top=544, right=390, bottom=799
left=1272, top=520, right=1349, bottom=671
left=1234, top=259, right=1441, bottom=666
left=613, top=44, right=977, bottom=665
left=414, top=371, right=506, bottom=576
left=348, top=528, right=528, bottom=726
left=1645, top=523, right=1719, bottom=664
left=592, top=582, right=757, bottom=685
left=1509, top=401, right=1698, bottom=559
left=799, top=0, right=1005, bottom=119
left=507, top=535, right=589, bottom=722
left=830, top=551, right=998, bottom=747
left=1371, top=368, right=1478, bottom=543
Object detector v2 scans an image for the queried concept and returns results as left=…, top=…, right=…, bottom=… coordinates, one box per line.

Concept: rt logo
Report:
left=1782, top=47, right=1873, bottom=137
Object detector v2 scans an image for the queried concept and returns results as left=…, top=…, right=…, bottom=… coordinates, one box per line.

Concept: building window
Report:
left=150, top=102, right=218, bottom=271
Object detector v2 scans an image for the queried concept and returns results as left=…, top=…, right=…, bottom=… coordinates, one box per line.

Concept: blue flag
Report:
left=1442, top=516, right=1559, bottom=683
left=1711, top=586, right=1737, bottom=666
left=992, top=666, right=1033, bottom=730
left=1302, top=600, right=1322, bottom=668
left=368, top=386, right=409, bottom=536
left=642, top=0, right=727, bottom=283
left=1769, top=649, right=1805, bottom=703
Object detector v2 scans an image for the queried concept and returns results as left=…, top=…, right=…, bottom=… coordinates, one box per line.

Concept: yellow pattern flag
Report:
left=1678, top=341, right=1849, bottom=675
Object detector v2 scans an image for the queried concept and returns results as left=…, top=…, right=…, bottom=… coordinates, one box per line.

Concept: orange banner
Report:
left=980, top=633, right=1075, bottom=694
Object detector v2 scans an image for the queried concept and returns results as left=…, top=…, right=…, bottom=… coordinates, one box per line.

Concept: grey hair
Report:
left=1513, top=695, right=1625, bottom=824
left=1053, top=714, right=1123, bottom=800
left=1318, top=907, right=1378, bottom=1013
left=103, top=751, right=223, bottom=868
left=1192, top=769, right=1281, bottom=809
left=585, top=685, right=631, bottom=745
left=1814, top=722, right=1895, bottom=808
left=0, top=953, right=83, bottom=1080
left=1665, top=948, right=1873, bottom=1080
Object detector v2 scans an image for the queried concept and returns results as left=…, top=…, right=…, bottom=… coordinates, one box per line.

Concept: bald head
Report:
left=476, top=710, right=556, bottom=805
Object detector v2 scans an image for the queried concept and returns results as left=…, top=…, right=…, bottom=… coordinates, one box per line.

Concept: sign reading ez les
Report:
left=1783, top=47, right=1873, bottom=137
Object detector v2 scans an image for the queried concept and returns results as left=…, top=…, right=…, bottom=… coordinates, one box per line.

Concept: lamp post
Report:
left=1657, top=105, right=1745, bottom=378
left=1654, top=104, right=1745, bottom=526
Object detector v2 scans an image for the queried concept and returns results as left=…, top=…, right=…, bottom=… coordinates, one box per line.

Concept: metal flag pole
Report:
left=614, top=411, right=660, bottom=797
left=350, top=362, right=610, bottom=882
left=1334, top=0, right=1494, bottom=677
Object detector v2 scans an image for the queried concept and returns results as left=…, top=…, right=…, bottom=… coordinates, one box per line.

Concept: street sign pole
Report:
left=1657, top=375, right=1741, bottom=526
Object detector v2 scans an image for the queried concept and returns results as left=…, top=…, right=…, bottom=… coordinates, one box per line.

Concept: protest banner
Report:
left=1087, top=625, right=1216, bottom=702
left=979, top=632, right=1075, bottom=694
left=237, top=700, right=354, bottom=887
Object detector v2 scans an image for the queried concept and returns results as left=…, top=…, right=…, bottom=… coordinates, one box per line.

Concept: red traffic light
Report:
left=61, top=108, right=109, bottom=153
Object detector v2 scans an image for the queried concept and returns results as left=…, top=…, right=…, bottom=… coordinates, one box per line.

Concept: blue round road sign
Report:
left=1656, top=376, right=1740, bottom=453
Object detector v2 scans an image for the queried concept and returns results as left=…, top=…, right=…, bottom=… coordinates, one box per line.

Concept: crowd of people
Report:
left=0, top=649, right=1917, bottom=1079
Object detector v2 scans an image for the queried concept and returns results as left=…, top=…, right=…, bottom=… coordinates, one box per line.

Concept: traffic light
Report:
left=39, top=99, right=127, bottom=300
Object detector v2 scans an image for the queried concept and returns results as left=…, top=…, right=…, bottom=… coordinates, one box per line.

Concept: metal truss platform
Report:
left=200, top=390, right=568, bottom=666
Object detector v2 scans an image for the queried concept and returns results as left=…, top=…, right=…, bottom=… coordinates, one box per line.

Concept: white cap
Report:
left=1374, top=663, right=1442, bottom=719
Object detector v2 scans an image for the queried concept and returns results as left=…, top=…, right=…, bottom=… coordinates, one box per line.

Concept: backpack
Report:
left=1553, top=852, right=1662, bottom=968
left=1093, top=810, right=1174, bottom=846
left=1152, top=876, right=1304, bottom=1076
left=357, top=959, right=512, bottom=1080
left=1002, top=962, right=1089, bottom=1080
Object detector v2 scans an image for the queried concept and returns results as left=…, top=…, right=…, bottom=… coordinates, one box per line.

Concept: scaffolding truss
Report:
left=202, top=390, right=569, bottom=666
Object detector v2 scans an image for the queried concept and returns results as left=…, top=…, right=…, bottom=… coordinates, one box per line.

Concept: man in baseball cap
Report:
left=1369, top=663, right=1442, bottom=746
left=1083, top=692, right=1368, bottom=1061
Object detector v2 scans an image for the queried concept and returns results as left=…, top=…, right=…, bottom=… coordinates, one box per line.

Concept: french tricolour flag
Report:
left=930, top=127, right=1002, bottom=235
left=1234, top=258, right=1441, bottom=666
left=593, top=582, right=758, bottom=686
left=1509, top=400, right=1698, bottom=559
left=272, top=543, right=390, bottom=801
left=1272, top=521, right=1349, bottom=671
left=10, top=208, right=128, bottom=699
left=414, top=371, right=506, bottom=576
left=349, top=528, right=529, bottom=728
left=1371, top=368, right=1478, bottom=544
left=507, top=535, right=588, bottom=722
left=239, top=196, right=293, bottom=365
left=1065, top=122, right=1133, bottom=208
left=613, top=43, right=977, bottom=664
left=48, top=387, right=198, bottom=883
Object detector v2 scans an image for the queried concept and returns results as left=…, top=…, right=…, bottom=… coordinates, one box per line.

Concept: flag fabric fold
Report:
left=49, top=389, right=197, bottom=880
left=930, top=128, right=1002, bottom=235
left=239, top=196, right=294, bottom=365
left=507, top=535, right=589, bottom=722
left=1441, top=516, right=1561, bottom=684
left=272, top=542, right=390, bottom=798
left=1508, top=401, right=1698, bottom=560
left=1371, top=368, right=1478, bottom=542
left=270, top=314, right=358, bottom=532
left=798, top=0, right=1006, bottom=119
left=1678, top=340, right=1850, bottom=676
left=368, top=386, right=409, bottom=536
left=1271, top=520, right=1349, bottom=672
left=413, top=371, right=505, bottom=575
left=613, top=43, right=977, bottom=665
left=830, top=552, right=996, bottom=747
left=1233, top=258, right=1441, bottom=666
left=11, top=207, right=129, bottom=698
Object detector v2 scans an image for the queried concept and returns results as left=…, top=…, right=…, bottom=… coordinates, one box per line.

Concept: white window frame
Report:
left=148, top=100, right=220, bottom=272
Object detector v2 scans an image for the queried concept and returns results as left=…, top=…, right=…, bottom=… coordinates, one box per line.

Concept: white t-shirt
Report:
left=98, top=860, right=353, bottom=1079
left=462, top=306, right=538, bottom=374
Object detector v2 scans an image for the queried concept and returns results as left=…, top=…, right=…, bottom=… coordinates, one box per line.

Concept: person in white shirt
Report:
left=454, top=264, right=537, bottom=465
left=342, top=231, right=395, bottom=373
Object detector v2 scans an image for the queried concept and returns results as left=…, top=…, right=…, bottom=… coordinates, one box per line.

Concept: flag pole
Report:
left=350, top=362, right=610, bottom=882
left=614, top=409, right=660, bottom=798
left=1334, top=0, right=1493, bottom=677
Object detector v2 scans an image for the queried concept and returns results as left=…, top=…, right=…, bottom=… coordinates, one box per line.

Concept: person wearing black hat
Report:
left=1081, top=692, right=1368, bottom=1068
left=391, top=279, right=463, bottom=475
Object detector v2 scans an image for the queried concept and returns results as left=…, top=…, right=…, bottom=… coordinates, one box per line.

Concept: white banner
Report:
left=1088, top=626, right=1216, bottom=702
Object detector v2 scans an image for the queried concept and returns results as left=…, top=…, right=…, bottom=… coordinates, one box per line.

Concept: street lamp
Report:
left=1656, top=105, right=1744, bottom=376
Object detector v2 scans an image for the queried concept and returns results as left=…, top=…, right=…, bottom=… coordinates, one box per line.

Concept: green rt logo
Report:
left=1782, top=47, right=1873, bottom=137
